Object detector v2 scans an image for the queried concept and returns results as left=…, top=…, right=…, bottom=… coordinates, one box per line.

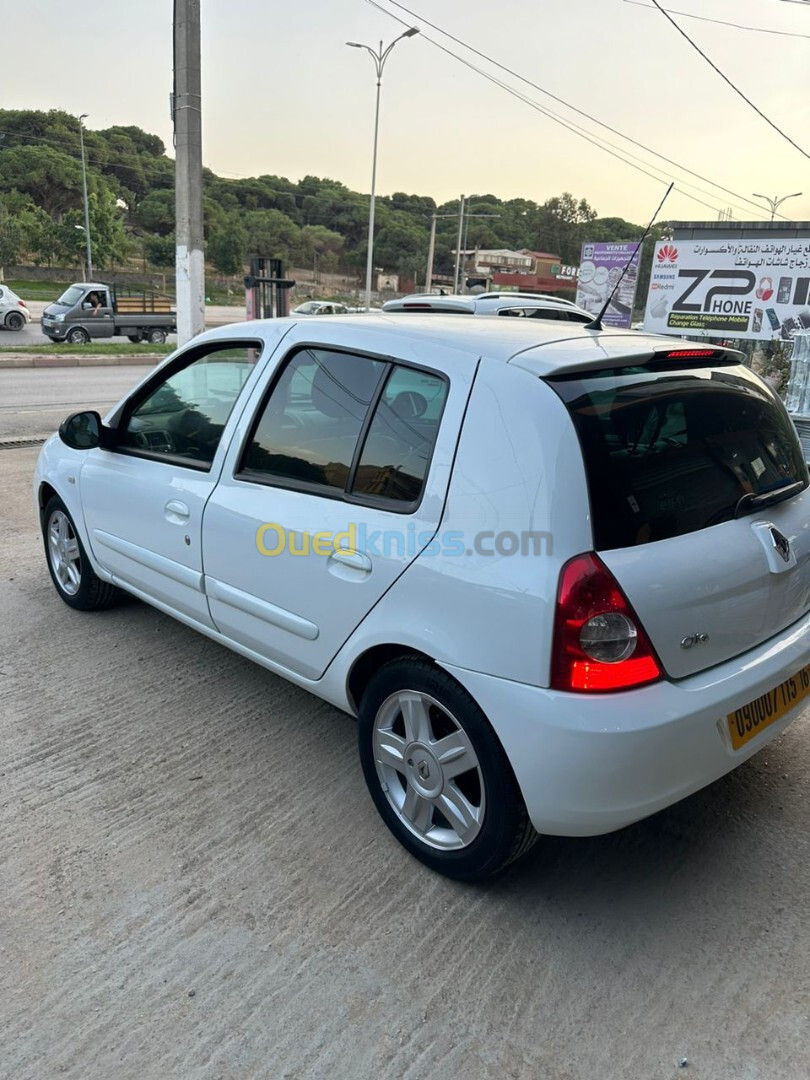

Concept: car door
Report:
left=85, top=289, right=115, bottom=338
left=78, top=334, right=285, bottom=627
left=202, top=323, right=478, bottom=680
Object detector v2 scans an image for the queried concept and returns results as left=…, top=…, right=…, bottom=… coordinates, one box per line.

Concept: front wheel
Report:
left=42, top=495, right=123, bottom=611
left=66, top=327, right=90, bottom=345
left=147, top=328, right=167, bottom=345
left=5, top=311, right=25, bottom=331
left=358, top=658, right=538, bottom=880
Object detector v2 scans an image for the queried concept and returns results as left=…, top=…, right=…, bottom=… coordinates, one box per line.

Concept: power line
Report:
left=648, top=0, right=810, bottom=162
left=624, top=0, right=810, bottom=38
left=377, top=0, right=790, bottom=219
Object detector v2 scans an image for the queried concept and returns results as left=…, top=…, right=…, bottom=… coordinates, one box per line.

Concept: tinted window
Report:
left=551, top=364, right=808, bottom=550
left=498, top=307, right=568, bottom=320
left=121, top=345, right=257, bottom=467
left=241, top=349, right=385, bottom=490
left=352, top=366, right=448, bottom=504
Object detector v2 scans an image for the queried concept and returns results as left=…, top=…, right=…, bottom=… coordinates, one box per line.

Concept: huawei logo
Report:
left=657, top=244, right=679, bottom=263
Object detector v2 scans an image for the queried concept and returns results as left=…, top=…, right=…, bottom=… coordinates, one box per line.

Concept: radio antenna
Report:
left=584, top=181, right=674, bottom=331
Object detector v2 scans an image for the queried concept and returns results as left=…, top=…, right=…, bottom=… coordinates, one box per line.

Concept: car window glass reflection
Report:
left=122, top=346, right=259, bottom=467
left=241, top=349, right=385, bottom=489
left=351, top=366, right=448, bottom=504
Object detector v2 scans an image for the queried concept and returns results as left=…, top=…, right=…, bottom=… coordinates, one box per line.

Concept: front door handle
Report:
left=165, top=499, right=190, bottom=524
left=329, top=549, right=372, bottom=573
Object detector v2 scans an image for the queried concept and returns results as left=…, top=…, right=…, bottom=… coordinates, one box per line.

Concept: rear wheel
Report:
left=147, top=328, right=167, bottom=345
left=43, top=495, right=123, bottom=611
left=66, top=327, right=90, bottom=345
left=5, top=311, right=25, bottom=331
left=358, top=658, right=538, bottom=880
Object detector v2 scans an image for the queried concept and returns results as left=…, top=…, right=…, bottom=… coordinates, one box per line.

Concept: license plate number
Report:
left=727, top=663, right=810, bottom=750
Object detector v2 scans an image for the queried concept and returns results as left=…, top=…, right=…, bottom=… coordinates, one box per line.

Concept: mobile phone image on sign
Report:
left=777, top=277, right=792, bottom=304
left=752, top=308, right=763, bottom=333
left=766, top=308, right=781, bottom=331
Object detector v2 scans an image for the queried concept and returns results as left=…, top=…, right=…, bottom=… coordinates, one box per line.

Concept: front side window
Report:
left=120, top=345, right=258, bottom=468
left=239, top=349, right=448, bottom=508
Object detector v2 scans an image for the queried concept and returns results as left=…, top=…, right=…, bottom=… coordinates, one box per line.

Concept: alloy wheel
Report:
left=47, top=510, right=82, bottom=596
left=372, top=689, right=485, bottom=850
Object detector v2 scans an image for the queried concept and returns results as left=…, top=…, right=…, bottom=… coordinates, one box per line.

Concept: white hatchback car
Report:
left=383, top=292, right=593, bottom=322
left=35, top=315, right=810, bottom=880
left=0, top=283, right=31, bottom=331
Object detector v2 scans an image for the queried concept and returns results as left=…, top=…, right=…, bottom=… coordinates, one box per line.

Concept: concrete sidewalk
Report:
left=0, top=352, right=161, bottom=369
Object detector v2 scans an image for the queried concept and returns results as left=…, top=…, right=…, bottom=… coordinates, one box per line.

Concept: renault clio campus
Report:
left=34, top=314, right=810, bottom=880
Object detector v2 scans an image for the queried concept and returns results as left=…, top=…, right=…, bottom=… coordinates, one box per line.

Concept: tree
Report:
left=208, top=213, right=247, bottom=275
left=144, top=234, right=175, bottom=270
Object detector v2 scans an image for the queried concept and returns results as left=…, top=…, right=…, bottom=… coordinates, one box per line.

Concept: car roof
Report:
left=193, top=313, right=739, bottom=376
left=382, top=294, right=590, bottom=317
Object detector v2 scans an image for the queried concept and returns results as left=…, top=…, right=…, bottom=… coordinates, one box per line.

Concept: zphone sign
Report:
left=644, top=238, right=810, bottom=341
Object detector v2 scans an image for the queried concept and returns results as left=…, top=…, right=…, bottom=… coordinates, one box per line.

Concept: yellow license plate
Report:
left=727, top=663, right=810, bottom=750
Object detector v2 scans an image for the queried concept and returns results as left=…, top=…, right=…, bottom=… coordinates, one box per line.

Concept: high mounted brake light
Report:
left=663, top=348, right=720, bottom=359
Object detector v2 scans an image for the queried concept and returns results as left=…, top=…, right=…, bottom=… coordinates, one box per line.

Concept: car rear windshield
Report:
left=549, top=363, right=808, bottom=550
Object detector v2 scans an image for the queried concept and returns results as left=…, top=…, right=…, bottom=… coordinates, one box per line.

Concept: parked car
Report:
left=0, top=284, right=31, bottom=331
left=292, top=300, right=349, bottom=316
left=35, top=315, right=810, bottom=880
left=383, top=293, right=593, bottom=322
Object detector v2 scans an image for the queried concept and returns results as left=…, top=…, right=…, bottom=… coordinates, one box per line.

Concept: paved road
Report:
left=0, top=366, right=149, bottom=439
left=1, top=444, right=809, bottom=1079
left=0, top=301, right=246, bottom=348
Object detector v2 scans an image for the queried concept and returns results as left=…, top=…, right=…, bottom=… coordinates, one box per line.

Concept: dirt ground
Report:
left=1, top=446, right=808, bottom=1080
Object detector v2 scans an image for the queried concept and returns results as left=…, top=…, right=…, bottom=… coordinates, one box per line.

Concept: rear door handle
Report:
left=165, top=499, right=190, bottom=524
left=329, top=549, right=372, bottom=572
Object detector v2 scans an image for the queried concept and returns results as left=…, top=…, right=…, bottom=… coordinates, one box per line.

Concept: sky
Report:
left=4, top=0, right=810, bottom=226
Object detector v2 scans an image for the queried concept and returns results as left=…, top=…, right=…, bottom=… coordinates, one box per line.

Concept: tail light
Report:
left=18, top=300, right=27, bottom=308
left=551, top=552, right=662, bottom=692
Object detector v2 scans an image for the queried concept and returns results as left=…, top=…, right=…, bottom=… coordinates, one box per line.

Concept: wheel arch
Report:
left=37, top=481, right=59, bottom=525
left=346, top=643, right=436, bottom=714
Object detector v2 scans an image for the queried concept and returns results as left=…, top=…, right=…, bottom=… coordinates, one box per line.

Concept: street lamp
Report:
left=752, top=191, right=803, bottom=221
left=347, top=26, right=419, bottom=311
left=78, top=114, right=94, bottom=279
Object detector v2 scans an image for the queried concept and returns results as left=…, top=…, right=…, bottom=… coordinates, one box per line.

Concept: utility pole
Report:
left=174, top=0, right=205, bottom=344
left=424, top=211, right=456, bottom=294
left=453, top=195, right=466, bottom=294
left=78, top=115, right=93, bottom=280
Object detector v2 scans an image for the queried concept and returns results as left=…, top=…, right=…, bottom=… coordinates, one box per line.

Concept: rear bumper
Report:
left=443, top=611, right=810, bottom=836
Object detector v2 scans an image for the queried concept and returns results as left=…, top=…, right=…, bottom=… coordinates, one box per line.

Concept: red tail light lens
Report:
left=18, top=300, right=27, bottom=308
left=551, top=552, right=662, bottom=692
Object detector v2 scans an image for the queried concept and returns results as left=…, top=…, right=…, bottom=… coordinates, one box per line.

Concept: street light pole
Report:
left=752, top=191, right=803, bottom=221
left=78, top=114, right=93, bottom=279
left=347, top=27, right=419, bottom=311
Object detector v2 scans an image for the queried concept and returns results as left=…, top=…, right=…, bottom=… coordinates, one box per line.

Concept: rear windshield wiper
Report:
left=733, top=480, right=806, bottom=519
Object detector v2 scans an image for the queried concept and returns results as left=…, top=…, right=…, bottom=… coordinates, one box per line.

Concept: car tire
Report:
left=42, top=495, right=124, bottom=611
left=147, top=328, right=167, bottom=345
left=5, top=311, right=25, bottom=331
left=66, top=327, right=90, bottom=345
left=358, top=657, right=538, bottom=880
left=128, top=334, right=142, bottom=343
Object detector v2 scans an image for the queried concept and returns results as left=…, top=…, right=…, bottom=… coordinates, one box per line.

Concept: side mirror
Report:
left=81, top=301, right=92, bottom=310
left=59, top=410, right=102, bottom=450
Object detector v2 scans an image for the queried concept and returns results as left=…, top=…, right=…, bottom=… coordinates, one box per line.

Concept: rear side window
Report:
left=551, top=364, right=808, bottom=550
left=239, top=349, right=448, bottom=509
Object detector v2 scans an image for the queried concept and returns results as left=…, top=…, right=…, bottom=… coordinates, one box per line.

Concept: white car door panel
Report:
left=203, top=326, right=478, bottom=680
